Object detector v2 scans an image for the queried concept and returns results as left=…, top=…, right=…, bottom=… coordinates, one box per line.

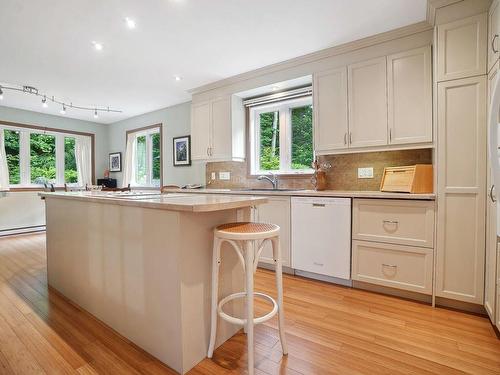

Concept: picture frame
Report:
left=173, top=135, right=191, bottom=167
left=109, top=152, right=122, bottom=172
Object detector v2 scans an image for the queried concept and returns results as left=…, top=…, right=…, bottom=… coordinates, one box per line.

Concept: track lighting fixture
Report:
left=0, top=83, right=121, bottom=117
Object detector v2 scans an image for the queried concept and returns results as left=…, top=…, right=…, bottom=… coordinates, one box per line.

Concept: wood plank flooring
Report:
left=0, top=234, right=499, bottom=374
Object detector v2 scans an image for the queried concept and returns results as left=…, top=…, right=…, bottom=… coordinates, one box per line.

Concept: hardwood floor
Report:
left=0, top=234, right=499, bottom=374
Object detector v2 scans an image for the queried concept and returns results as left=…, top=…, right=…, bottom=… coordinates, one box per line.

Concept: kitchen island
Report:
left=40, top=192, right=268, bottom=374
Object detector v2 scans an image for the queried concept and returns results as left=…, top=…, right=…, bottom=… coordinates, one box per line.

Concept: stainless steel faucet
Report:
left=257, top=173, right=278, bottom=189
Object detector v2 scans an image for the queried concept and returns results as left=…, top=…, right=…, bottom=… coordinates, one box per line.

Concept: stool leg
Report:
left=272, top=236, right=288, bottom=355
left=207, top=237, right=221, bottom=358
left=244, top=240, right=255, bottom=375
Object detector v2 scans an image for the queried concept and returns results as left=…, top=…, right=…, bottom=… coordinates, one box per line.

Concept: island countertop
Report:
left=39, top=191, right=268, bottom=212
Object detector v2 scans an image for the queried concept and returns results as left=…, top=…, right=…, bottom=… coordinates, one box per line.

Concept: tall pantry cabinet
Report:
left=435, top=13, right=488, bottom=305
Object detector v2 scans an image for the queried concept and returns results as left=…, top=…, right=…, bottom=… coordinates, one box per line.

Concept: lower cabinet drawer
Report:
left=352, top=240, right=433, bottom=294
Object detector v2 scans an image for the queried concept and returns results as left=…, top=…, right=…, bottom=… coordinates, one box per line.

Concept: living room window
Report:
left=1, top=124, right=92, bottom=187
left=124, top=125, right=162, bottom=187
left=249, top=96, right=313, bottom=175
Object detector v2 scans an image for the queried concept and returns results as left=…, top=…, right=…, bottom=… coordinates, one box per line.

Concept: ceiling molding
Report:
left=188, top=21, right=433, bottom=96
left=426, top=0, right=464, bottom=26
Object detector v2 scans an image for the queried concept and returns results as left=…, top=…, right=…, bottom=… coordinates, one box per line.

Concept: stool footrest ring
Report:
left=217, top=292, right=278, bottom=326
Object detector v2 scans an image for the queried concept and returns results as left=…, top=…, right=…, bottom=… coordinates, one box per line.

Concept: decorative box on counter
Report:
left=380, top=164, right=433, bottom=193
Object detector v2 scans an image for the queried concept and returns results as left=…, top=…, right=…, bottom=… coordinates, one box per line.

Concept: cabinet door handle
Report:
left=389, top=128, right=392, bottom=143
left=490, top=184, right=497, bottom=203
left=344, top=133, right=347, bottom=145
left=313, top=262, right=324, bottom=267
left=312, top=203, right=326, bottom=207
left=493, top=34, right=499, bottom=53
left=382, top=220, right=399, bottom=225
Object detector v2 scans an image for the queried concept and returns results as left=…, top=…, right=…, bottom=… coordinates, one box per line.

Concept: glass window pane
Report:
left=291, top=105, right=313, bottom=170
left=135, top=135, right=147, bottom=185
left=64, top=137, right=78, bottom=183
left=30, top=133, right=56, bottom=184
left=259, top=111, right=280, bottom=171
left=151, top=132, right=161, bottom=187
left=4, top=130, right=20, bottom=185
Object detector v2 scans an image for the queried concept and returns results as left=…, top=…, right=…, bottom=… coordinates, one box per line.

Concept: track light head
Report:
left=93, top=109, right=98, bottom=119
left=0, top=86, right=3, bottom=100
left=60, top=104, right=66, bottom=115
left=42, top=96, right=48, bottom=108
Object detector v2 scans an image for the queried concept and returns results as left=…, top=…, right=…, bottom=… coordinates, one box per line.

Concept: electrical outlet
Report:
left=211, top=172, right=216, bottom=180
left=219, top=171, right=231, bottom=180
left=358, top=167, right=374, bottom=179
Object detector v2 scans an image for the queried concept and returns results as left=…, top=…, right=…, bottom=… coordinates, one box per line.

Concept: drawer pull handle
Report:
left=313, top=262, right=324, bottom=266
left=382, top=220, right=399, bottom=225
left=312, top=203, right=326, bottom=207
left=382, top=264, right=397, bottom=268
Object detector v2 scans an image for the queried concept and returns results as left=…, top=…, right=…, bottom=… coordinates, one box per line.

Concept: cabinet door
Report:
left=313, top=67, right=348, bottom=152
left=436, top=76, right=487, bottom=304
left=210, top=96, right=232, bottom=160
left=255, top=196, right=291, bottom=267
left=437, top=13, right=487, bottom=81
left=191, top=101, right=211, bottom=160
left=485, top=63, right=499, bottom=321
left=348, top=57, right=388, bottom=148
left=489, top=1, right=500, bottom=73
left=387, top=46, right=432, bottom=145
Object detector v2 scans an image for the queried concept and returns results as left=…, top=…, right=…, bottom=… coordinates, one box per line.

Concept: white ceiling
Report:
left=0, top=0, right=427, bottom=124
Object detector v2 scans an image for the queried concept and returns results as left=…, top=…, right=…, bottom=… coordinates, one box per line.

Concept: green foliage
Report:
left=30, top=133, right=56, bottom=184
left=4, top=130, right=20, bottom=184
left=152, top=132, right=161, bottom=184
left=291, top=106, right=313, bottom=169
left=64, top=137, right=78, bottom=183
left=259, top=112, right=280, bottom=170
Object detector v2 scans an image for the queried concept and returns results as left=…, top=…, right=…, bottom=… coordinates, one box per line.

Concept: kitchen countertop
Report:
left=39, top=191, right=268, bottom=212
left=166, top=188, right=436, bottom=200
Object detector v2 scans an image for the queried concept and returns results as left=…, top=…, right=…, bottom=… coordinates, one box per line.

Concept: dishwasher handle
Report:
left=312, top=203, right=326, bottom=207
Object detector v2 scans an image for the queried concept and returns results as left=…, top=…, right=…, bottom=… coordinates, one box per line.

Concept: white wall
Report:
left=107, top=101, right=205, bottom=187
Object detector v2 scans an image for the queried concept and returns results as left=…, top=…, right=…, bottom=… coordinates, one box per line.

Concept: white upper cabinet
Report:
left=348, top=57, right=388, bottom=148
left=387, top=46, right=432, bottom=145
left=191, top=100, right=211, bottom=160
left=313, top=67, right=349, bottom=151
left=191, top=95, right=245, bottom=162
left=437, top=13, right=487, bottom=81
left=489, top=1, right=500, bottom=73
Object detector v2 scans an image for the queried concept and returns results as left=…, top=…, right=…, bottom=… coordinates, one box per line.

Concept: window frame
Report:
left=249, top=96, right=314, bottom=176
left=0, top=121, right=94, bottom=190
left=125, top=123, right=163, bottom=188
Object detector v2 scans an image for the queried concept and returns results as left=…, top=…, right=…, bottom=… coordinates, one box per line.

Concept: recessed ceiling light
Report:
left=174, top=75, right=182, bottom=81
left=125, top=17, right=136, bottom=29
left=92, top=41, right=103, bottom=51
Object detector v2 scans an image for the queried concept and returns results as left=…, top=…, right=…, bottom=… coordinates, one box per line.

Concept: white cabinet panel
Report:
left=313, top=67, right=348, bottom=152
left=436, top=76, right=487, bottom=304
left=210, top=97, right=232, bottom=160
left=352, top=240, right=433, bottom=295
left=437, top=13, right=487, bottom=81
left=254, top=196, right=291, bottom=267
left=191, top=101, right=211, bottom=160
left=387, top=46, right=432, bottom=145
left=348, top=57, right=388, bottom=148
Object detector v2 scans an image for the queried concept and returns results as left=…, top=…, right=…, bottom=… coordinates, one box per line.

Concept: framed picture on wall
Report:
left=173, top=135, right=191, bottom=166
left=109, top=152, right=122, bottom=172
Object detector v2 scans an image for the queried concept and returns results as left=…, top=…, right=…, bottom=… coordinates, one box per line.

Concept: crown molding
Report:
left=426, top=0, right=463, bottom=26
left=188, top=21, right=433, bottom=96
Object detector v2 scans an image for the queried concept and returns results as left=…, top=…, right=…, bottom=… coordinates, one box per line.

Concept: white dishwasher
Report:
left=291, top=197, right=351, bottom=280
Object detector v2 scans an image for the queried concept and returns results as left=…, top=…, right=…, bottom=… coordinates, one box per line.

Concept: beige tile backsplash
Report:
left=205, top=149, right=433, bottom=191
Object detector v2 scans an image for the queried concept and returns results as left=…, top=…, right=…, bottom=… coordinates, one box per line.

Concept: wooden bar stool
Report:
left=207, top=222, right=288, bottom=374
